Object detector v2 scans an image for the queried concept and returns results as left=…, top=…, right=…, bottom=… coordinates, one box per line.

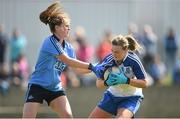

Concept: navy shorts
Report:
left=24, top=84, right=66, bottom=105
left=98, top=91, right=143, bottom=116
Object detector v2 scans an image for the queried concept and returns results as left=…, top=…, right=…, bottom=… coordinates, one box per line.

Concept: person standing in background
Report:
left=141, top=25, right=158, bottom=74
left=74, top=26, right=95, bottom=86
left=0, top=24, right=8, bottom=68
left=164, top=27, right=178, bottom=72
left=0, top=24, right=10, bottom=96
left=96, top=30, right=113, bottom=62
left=9, top=28, right=27, bottom=64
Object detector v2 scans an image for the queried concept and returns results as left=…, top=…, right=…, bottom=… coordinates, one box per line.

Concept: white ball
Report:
left=103, top=66, right=120, bottom=80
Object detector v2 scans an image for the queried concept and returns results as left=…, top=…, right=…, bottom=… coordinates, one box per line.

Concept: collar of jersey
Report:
left=52, top=34, right=66, bottom=49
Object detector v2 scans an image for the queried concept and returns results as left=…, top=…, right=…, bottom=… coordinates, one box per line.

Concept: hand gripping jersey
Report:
left=29, top=35, right=76, bottom=91
left=100, top=52, right=146, bottom=98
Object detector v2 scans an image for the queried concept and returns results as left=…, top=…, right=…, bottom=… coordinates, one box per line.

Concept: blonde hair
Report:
left=39, top=1, right=70, bottom=33
left=111, top=34, right=142, bottom=52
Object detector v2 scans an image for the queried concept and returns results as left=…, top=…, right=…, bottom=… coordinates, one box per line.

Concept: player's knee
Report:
left=116, top=114, right=132, bottom=119
left=116, top=109, right=133, bottom=119
left=58, top=111, right=73, bottom=118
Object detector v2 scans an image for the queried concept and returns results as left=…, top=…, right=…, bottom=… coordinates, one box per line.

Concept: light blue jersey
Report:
left=29, top=35, right=76, bottom=91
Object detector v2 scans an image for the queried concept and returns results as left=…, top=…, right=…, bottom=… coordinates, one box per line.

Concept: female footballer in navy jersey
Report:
left=22, top=2, right=102, bottom=118
left=89, top=35, right=148, bottom=118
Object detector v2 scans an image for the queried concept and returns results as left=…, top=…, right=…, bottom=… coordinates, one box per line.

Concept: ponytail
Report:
left=39, top=1, right=70, bottom=33
left=124, top=35, right=142, bottom=52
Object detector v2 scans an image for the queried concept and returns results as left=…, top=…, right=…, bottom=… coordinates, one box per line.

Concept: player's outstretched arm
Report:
left=56, top=54, right=106, bottom=78
left=71, top=67, right=91, bottom=74
left=56, top=54, right=90, bottom=69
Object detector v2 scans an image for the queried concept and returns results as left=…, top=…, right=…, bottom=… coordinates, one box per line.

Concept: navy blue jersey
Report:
left=101, top=52, right=146, bottom=79
left=100, top=52, right=146, bottom=97
left=29, top=35, right=76, bottom=91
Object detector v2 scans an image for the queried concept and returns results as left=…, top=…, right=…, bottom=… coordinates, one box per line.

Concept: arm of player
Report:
left=129, top=78, right=147, bottom=88
left=56, top=54, right=90, bottom=69
left=56, top=54, right=105, bottom=78
left=71, top=67, right=92, bottom=74
left=96, top=79, right=107, bottom=89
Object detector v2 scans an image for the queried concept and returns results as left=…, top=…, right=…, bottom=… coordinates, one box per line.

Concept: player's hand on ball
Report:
left=88, top=63, right=105, bottom=79
left=104, top=72, right=130, bottom=86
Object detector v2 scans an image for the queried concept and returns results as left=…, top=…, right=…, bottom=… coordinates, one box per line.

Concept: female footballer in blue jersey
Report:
left=89, top=35, right=148, bottom=118
left=22, top=2, right=101, bottom=118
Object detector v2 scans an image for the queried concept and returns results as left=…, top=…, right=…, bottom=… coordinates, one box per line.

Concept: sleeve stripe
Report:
left=128, top=55, right=146, bottom=77
left=50, top=38, right=62, bottom=55
left=105, top=54, right=114, bottom=62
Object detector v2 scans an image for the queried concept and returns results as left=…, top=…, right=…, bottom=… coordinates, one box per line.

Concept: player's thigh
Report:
left=116, top=108, right=133, bottom=118
left=89, top=106, right=112, bottom=118
left=22, top=102, right=40, bottom=118
left=49, top=95, right=72, bottom=118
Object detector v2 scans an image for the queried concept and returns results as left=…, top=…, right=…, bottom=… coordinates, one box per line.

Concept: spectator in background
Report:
left=128, top=22, right=143, bottom=45
left=141, top=24, right=158, bottom=74
left=0, top=24, right=8, bottom=68
left=128, top=22, right=145, bottom=58
left=2, top=53, right=30, bottom=89
left=10, top=62, right=22, bottom=86
left=74, top=26, right=95, bottom=86
left=172, top=59, right=180, bottom=85
left=149, top=55, right=167, bottom=85
left=96, top=30, right=112, bottom=61
left=0, top=65, right=10, bottom=96
left=18, top=54, right=29, bottom=81
left=0, top=24, right=9, bottom=96
left=9, top=28, right=27, bottom=64
left=164, top=27, right=178, bottom=72
left=18, top=54, right=30, bottom=89
left=75, top=26, right=94, bottom=62
left=9, top=28, right=27, bottom=87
